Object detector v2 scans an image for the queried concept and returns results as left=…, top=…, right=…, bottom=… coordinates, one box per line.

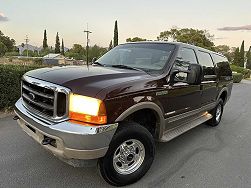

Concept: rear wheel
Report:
left=98, top=122, right=155, bottom=186
left=207, top=99, right=224, bottom=127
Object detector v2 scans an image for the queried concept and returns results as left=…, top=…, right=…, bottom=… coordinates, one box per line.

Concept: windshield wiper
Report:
left=92, top=61, right=104, bottom=66
left=110, top=64, right=143, bottom=72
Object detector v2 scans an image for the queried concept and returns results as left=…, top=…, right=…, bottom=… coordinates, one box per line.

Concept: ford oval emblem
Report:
left=28, top=92, right=35, bottom=100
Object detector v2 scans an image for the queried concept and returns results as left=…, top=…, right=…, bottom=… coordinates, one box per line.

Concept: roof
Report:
left=43, top=53, right=64, bottom=59
left=122, top=41, right=225, bottom=58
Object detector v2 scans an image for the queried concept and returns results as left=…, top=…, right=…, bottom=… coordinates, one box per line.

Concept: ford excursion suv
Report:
left=14, top=42, right=233, bottom=186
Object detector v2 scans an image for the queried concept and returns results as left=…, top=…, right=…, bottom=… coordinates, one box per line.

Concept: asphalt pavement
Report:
left=1, top=81, right=251, bottom=188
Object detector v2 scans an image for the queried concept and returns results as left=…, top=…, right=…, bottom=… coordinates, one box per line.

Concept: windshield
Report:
left=97, top=43, right=175, bottom=74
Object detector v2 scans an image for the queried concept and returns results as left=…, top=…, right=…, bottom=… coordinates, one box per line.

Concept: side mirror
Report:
left=170, top=64, right=202, bottom=85
left=92, top=57, right=97, bottom=63
left=187, top=64, right=203, bottom=85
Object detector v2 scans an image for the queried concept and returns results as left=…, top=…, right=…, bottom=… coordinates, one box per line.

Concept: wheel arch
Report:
left=115, top=102, right=165, bottom=140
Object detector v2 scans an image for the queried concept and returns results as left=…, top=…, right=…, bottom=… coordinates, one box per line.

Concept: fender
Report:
left=115, top=102, right=165, bottom=140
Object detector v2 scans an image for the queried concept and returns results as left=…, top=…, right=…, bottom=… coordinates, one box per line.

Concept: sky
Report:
left=1, top=0, right=251, bottom=49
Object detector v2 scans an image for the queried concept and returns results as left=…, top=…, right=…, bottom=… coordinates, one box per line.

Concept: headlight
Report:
left=69, top=93, right=107, bottom=125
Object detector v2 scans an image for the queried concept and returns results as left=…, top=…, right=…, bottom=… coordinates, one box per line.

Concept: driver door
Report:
left=161, top=47, right=202, bottom=130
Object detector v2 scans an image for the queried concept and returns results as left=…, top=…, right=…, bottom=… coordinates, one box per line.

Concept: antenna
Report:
left=84, top=23, right=92, bottom=66
left=24, top=35, right=29, bottom=57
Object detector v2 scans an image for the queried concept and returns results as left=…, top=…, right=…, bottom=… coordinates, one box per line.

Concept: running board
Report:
left=161, top=113, right=213, bottom=142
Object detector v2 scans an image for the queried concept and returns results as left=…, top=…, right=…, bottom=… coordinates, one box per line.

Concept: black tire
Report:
left=98, top=121, right=155, bottom=186
left=207, top=99, right=224, bottom=127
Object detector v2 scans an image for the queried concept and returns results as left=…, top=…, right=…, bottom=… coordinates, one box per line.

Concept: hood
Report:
left=26, top=65, right=149, bottom=98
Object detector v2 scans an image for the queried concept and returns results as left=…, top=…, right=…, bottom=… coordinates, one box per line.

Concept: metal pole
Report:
left=25, top=35, right=29, bottom=57
left=84, top=24, right=92, bottom=65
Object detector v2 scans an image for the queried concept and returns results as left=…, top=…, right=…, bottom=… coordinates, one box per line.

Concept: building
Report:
left=43, top=53, right=65, bottom=65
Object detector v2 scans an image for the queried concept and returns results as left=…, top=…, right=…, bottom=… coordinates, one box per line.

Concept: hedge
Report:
left=232, top=73, right=243, bottom=83
left=0, top=64, right=43, bottom=110
left=230, top=65, right=251, bottom=79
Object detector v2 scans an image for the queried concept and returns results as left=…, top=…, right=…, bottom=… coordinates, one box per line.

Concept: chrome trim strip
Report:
left=201, top=81, right=217, bottom=84
left=165, top=111, right=176, bottom=116
left=166, top=102, right=216, bottom=123
left=22, top=84, right=54, bottom=99
left=204, top=75, right=217, bottom=79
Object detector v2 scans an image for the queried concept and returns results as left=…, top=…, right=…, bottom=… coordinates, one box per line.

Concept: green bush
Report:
left=33, top=58, right=43, bottom=65
left=232, top=73, right=243, bottom=83
left=4, top=51, right=19, bottom=57
left=230, top=65, right=251, bottom=79
left=0, top=64, right=43, bottom=110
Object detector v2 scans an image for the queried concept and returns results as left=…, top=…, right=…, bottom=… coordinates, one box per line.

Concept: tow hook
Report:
left=41, top=137, right=55, bottom=145
left=13, top=116, right=19, bottom=120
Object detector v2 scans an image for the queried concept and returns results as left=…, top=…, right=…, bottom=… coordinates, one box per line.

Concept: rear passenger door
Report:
left=197, top=51, right=218, bottom=106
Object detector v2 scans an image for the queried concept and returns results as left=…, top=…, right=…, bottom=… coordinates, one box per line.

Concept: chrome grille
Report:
left=21, top=75, right=70, bottom=121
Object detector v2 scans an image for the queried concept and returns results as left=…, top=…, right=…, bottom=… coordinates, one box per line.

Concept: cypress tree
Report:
left=113, top=20, right=118, bottom=47
left=43, top=30, right=48, bottom=49
left=55, top=32, right=60, bottom=53
left=108, top=40, right=113, bottom=50
left=61, top=39, right=65, bottom=55
left=246, top=47, right=251, bottom=70
left=233, top=47, right=240, bottom=66
left=239, top=40, right=245, bottom=67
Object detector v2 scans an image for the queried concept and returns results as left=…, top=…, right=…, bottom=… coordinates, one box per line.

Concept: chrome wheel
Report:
left=113, top=139, right=145, bottom=175
left=216, top=104, right=222, bottom=122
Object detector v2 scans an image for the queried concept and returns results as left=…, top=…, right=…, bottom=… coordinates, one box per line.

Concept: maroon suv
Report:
left=14, top=42, right=233, bottom=186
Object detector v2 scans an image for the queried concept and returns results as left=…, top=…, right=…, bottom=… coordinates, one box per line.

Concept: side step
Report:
left=161, top=113, right=212, bottom=142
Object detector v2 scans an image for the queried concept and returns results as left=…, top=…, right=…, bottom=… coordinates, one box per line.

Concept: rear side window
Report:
left=212, top=54, right=232, bottom=77
left=197, top=51, right=215, bottom=75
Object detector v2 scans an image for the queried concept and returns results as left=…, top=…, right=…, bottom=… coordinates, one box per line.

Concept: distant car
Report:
left=14, top=42, right=233, bottom=186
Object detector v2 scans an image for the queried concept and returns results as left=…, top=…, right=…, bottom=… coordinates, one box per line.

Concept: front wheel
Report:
left=207, top=99, right=224, bottom=127
left=98, top=122, right=155, bottom=186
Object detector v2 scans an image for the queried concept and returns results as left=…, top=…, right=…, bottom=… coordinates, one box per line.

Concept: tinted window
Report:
left=197, top=51, right=215, bottom=75
left=212, top=54, right=232, bottom=77
left=97, top=43, right=175, bottom=74
left=178, top=48, right=198, bottom=64
left=172, top=48, right=197, bottom=83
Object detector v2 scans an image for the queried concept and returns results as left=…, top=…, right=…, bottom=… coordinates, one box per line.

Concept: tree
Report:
left=43, top=29, right=48, bottom=49
left=61, top=39, right=65, bottom=55
left=246, top=47, right=251, bottom=69
left=233, top=47, right=241, bottom=66
left=89, top=45, right=107, bottom=60
left=126, top=37, right=147, bottom=42
left=0, top=42, right=7, bottom=57
left=239, top=40, right=245, bottom=67
left=113, top=20, right=118, bottom=47
left=0, top=30, right=16, bottom=55
left=157, top=28, right=215, bottom=50
left=108, top=40, right=113, bottom=51
left=215, top=45, right=232, bottom=61
left=22, top=50, right=38, bottom=57
left=40, top=47, right=53, bottom=57
left=55, top=32, right=60, bottom=53
left=65, top=44, right=86, bottom=60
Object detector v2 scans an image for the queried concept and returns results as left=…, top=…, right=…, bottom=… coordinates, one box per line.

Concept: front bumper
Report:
left=14, top=98, right=118, bottom=160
